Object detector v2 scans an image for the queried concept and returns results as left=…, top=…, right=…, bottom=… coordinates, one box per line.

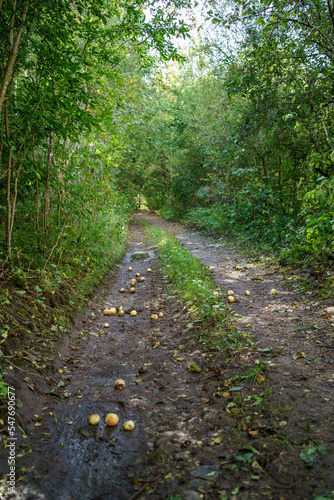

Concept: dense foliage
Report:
left=125, top=0, right=334, bottom=265
left=0, top=0, right=189, bottom=271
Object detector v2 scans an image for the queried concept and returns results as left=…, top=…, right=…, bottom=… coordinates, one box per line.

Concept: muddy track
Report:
left=1, top=212, right=334, bottom=500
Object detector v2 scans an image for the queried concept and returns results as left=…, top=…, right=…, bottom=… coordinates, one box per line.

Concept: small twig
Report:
left=153, top=378, right=165, bottom=390
left=0, top=254, right=9, bottom=270
left=43, top=216, right=68, bottom=272
left=48, top=391, right=64, bottom=398
left=1, top=357, right=46, bottom=379
left=129, top=481, right=156, bottom=500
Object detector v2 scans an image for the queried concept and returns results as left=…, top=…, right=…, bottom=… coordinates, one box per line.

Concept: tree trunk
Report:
left=327, top=0, right=334, bottom=28
left=262, top=155, right=268, bottom=181
left=44, top=135, right=54, bottom=236
left=0, top=3, right=28, bottom=116
left=5, top=101, right=12, bottom=258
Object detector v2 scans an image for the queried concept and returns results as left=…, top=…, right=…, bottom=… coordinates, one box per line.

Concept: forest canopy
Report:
left=0, top=0, right=189, bottom=267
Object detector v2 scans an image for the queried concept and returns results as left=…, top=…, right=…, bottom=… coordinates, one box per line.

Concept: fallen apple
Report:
left=147, top=268, right=152, bottom=272
left=103, top=309, right=111, bottom=316
left=130, top=287, right=136, bottom=293
left=88, top=413, right=100, bottom=425
left=105, top=413, right=119, bottom=426
left=228, top=296, right=235, bottom=303
left=115, top=379, right=125, bottom=390
left=245, top=290, right=251, bottom=296
left=130, top=310, right=137, bottom=316
left=130, top=279, right=136, bottom=286
left=151, top=314, right=158, bottom=320
left=98, top=329, right=104, bottom=335
left=140, top=277, right=145, bottom=282
left=120, top=288, right=125, bottom=293
left=123, top=420, right=135, bottom=431
left=139, top=366, right=147, bottom=373
left=158, top=312, right=164, bottom=318
left=118, top=309, right=124, bottom=316
left=235, top=266, right=241, bottom=270
left=104, top=323, right=109, bottom=328
left=110, top=307, right=117, bottom=315
left=227, top=290, right=234, bottom=296
left=271, top=289, right=277, bottom=295
left=128, top=267, right=132, bottom=271
left=136, top=273, right=140, bottom=277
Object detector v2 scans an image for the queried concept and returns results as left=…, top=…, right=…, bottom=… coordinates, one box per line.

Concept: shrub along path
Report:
left=1, top=212, right=333, bottom=500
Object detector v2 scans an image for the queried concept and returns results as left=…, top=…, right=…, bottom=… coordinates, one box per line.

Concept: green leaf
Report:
left=317, top=445, right=327, bottom=456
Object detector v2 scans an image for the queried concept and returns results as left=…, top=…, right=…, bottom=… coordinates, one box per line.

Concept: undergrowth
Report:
left=160, top=205, right=334, bottom=269
left=159, top=206, right=334, bottom=295
left=0, top=210, right=130, bottom=412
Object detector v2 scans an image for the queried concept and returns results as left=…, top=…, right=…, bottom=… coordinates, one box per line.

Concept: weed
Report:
left=268, top=402, right=296, bottom=418
left=231, top=362, right=268, bottom=383
left=300, top=443, right=327, bottom=466
left=224, top=447, right=260, bottom=473
left=251, top=388, right=272, bottom=406
left=0, top=372, right=8, bottom=399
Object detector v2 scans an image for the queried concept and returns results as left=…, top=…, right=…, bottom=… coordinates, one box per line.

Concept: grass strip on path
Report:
left=142, top=220, right=247, bottom=351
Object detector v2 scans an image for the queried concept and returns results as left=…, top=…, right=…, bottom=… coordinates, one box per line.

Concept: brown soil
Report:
left=1, top=212, right=333, bottom=500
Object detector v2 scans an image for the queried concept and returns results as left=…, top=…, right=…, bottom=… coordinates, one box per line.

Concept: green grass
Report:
left=144, top=221, right=228, bottom=323
left=141, top=220, right=249, bottom=351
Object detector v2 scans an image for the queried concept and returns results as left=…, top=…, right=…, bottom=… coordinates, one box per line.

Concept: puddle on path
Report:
left=124, top=251, right=155, bottom=263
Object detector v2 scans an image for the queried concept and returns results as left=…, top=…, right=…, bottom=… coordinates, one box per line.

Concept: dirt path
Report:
left=2, top=213, right=334, bottom=500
